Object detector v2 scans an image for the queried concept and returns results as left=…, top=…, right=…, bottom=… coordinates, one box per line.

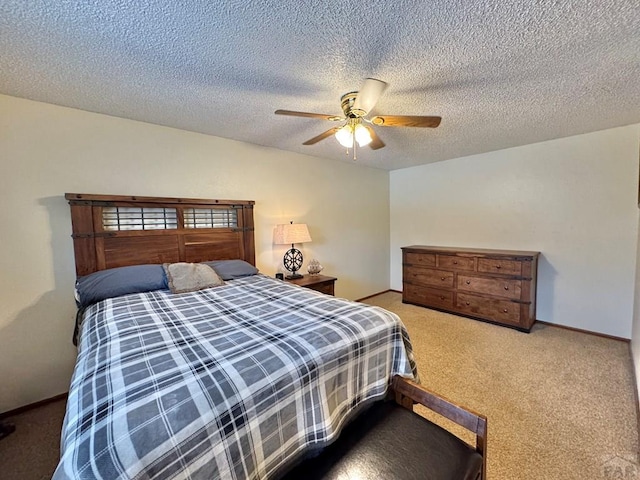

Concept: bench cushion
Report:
left=280, top=401, right=483, bottom=480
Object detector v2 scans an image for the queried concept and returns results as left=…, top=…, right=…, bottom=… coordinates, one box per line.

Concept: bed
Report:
left=54, top=194, right=418, bottom=480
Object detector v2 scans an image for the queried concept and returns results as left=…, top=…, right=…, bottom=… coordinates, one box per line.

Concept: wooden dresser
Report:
left=402, top=246, right=539, bottom=331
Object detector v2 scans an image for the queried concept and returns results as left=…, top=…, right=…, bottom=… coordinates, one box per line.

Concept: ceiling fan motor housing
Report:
left=340, top=92, right=365, bottom=118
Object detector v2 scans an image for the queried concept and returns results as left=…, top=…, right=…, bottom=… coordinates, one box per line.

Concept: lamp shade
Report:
left=335, top=125, right=353, bottom=148
left=273, top=223, right=312, bottom=245
left=354, top=123, right=372, bottom=147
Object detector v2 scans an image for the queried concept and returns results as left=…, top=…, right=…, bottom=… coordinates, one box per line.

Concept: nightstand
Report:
left=285, top=274, right=337, bottom=296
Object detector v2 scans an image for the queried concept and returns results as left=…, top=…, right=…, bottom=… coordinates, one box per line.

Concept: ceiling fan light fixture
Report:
left=354, top=123, right=372, bottom=147
left=335, top=124, right=353, bottom=148
left=335, top=122, right=372, bottom=149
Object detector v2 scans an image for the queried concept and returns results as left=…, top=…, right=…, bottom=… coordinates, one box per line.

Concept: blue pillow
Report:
left=75, top=264, right=168, bottom=308
left=204, top=260, right=259, bottom=280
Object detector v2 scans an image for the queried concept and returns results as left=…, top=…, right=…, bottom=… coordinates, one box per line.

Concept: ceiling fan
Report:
left=275, top=78, right=441, bottom=159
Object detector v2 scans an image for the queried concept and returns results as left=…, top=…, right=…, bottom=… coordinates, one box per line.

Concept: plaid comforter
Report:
left=54, top=274, right=417, bottom=480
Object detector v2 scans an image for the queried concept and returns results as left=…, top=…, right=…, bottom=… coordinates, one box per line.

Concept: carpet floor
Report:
left=0, top=291, right=638, bottom=479
left=363, top=292, right=639, bottom=480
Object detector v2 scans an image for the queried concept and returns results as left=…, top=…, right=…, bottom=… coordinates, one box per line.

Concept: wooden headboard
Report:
left=66, top=193, right=255, bottom=276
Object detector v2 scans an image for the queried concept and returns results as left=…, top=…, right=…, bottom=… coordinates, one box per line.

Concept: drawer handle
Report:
left=466, top=280, right=471, bottom=285
left=453, top=261, right=458, bottom=264
left=440, top=296, right=445, bottom=300
left=503, top=308, right=508, bottom=313
left=496, top=265, right=502, bottom=269
left=504, top=286, right=509, bottom=290
left=465, top=302, right=470, bottom=305
left=441, top=276, right=446, bottom=281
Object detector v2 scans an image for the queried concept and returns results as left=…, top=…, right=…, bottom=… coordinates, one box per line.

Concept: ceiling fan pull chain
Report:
left=353, top=129, right=357, bottom=161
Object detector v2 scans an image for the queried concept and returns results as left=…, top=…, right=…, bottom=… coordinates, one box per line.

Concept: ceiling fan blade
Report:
left=275, top=110, right=343, bottom=121
left=352, top=78, right=388, bottom=115
left=370, top=115, right=441, bottom=128
left=366, top=126, right=385, bottom=150
left=302, top=127, right=341, bottom=145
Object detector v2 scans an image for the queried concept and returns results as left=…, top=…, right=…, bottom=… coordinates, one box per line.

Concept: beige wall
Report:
left=633, top=215, right=640, bottom=404
left=0, top=94, right=390, bottom=412
left=3, top=92, right=638, bottom=412
left=390, top=125, right=640, bottom=339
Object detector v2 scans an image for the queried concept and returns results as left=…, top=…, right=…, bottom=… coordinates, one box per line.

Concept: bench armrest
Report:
left=392, top=375, right=488, bottom=480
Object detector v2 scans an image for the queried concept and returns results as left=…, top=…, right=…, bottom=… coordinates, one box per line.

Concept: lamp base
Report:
left=283, top=247, right=304, bottom=280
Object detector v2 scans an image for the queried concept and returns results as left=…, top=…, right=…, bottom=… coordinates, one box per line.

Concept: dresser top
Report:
left=402, top=245, right=540, bottom=258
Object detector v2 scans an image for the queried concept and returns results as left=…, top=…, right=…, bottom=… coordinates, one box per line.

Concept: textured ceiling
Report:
left=1, top=1, right=639, bottom=170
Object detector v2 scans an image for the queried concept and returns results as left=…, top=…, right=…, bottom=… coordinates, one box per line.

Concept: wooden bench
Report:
left=281, top=376, right=487, bottom=480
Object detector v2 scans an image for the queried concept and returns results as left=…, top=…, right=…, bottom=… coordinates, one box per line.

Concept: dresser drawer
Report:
left=477, top=258, right=522, bottom=276
left=286, top=275, right=336, bottom=296
left=438, top=255, right=475, bottom=271
left=457, top=275, right=522, bottom=300
left=405, top=266, right=454, bottom=289
left=456, top=293, right=522, bottom=326
left=404, top=284, right=454, bottom=309
left=309, top=281, right=335, bottom=295
left=405, top=252, right=436, bottom=267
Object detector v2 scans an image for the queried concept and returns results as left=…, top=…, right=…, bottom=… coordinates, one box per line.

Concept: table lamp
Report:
left=274, top=221, right=312, bottom=279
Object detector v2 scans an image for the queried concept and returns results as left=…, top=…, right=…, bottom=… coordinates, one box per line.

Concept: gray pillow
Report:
left=204, top=260, right=259, bottom=280
left=164, top=262, right=225, bottom=293
left=75, top=264, right=167, bottom=308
